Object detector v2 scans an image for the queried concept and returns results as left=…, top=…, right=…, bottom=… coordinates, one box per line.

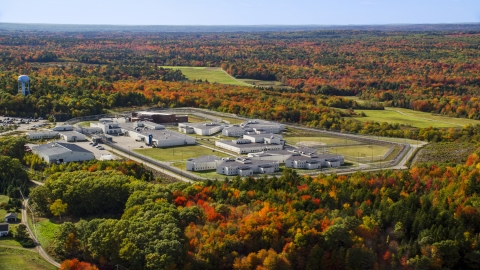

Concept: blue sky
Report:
left=0, top=0, right=478, bottom=25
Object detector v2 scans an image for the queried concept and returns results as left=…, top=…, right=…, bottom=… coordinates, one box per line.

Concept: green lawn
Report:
left=29, top=218, right=59, bottom=249
left=0, top=195, right=9, bottom=204
left=353, top=107, right=480, bottom=128
left=328, top=144, right=392, bottom=161
left=0, top=247, right=56, bottom=270
left=135, top=145, right=231, bottom=162
left=284, top=136, right=362, bottom=146
left=0, top=237, right=23, bottom=248
left=162, top=66, right=251, bottom=86
left=77, top=121, right=94, bottom=127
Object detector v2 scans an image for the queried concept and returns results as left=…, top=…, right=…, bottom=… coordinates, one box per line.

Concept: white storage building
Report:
left=26, top=131, right=59, bottom=140
left=32, top=142, right=95, bottom=164
left=58, top=131, right=87, bottom=142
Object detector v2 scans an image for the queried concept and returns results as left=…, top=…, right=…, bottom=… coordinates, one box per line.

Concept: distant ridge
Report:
left=1, top=22, right=480, bottom=32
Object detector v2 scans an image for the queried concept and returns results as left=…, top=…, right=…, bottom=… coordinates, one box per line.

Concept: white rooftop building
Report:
left=26, top=131, right=59, bottom=140
left=179, top=122, right=224, bottom=136
left=222, top=120, right=284, bottom=137
left=32, top=142, right=95, bottom=164
left=215, top=134, right=284, bottom=154
left=216, top=157, right=279, bottom=176
left=186, top=155, right=223, bottom=171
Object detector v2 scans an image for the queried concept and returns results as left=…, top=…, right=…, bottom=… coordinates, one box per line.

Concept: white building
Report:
left=222, top=125, right=247, bottom=137
left=93, top=120, right=123, bottom=134
left=52, top=125, right=74, bottom=131
left=118, top=122, right=196, bottom=147
left=215, top=134, right=284, bottom=154
left=32, top=142, right=95, bottom=164
left=248, top=149, right=345, bottom=170
left=186, top=155, right=222, bottom=171
left=58, top=131, right=87, bottom=142
left=222, top=120, right=284, bottom=137
left=216, top=157, right=279, bottom=176
left=26, top=131, right=59, bottom=140
left=179, top=122, right=224, bottom=136
left=135, top=121, right=165, bottom=130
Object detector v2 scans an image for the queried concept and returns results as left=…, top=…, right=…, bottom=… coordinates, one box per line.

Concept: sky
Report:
left=0, top=0, right=478, bottom=25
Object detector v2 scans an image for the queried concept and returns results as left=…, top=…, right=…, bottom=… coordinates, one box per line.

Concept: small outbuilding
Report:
left=0, top=223, right=8, bottom=237
left=4, top=213, right=17, bottom=222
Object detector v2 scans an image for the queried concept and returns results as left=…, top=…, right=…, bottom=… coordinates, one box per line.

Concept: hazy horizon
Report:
left=0, top=0, right=478, bottom=26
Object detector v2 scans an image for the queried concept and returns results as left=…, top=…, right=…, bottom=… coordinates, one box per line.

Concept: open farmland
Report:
left=353, top=107, right=480, bottom=128
left=161, top=66, right=251, bottom=86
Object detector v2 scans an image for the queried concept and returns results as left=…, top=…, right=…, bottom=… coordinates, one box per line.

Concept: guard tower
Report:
left=18, top=75, right=31, bottom=96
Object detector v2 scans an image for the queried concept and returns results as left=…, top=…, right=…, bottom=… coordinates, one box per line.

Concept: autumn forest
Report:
left=1, top=27, right=480, bottom=269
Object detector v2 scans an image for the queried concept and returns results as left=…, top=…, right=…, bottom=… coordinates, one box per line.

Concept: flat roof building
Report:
left=222, top=120, right=284, bottom=137
left=215, top=134, right=284, bottom=154
left=133, top=111, right=188, bottom=124
left=32, top=142, right=95, bottom=164
left=26, top=131, right=59, bottom=140
left=186, top=155, right=223, bottom=171
left=118, top=122, right=196, bottom=147
left=179, top=122, right=224, bottom=136
left=216, top=157, right=279, bottom=176
left=58, top=131, right=87, bottom=142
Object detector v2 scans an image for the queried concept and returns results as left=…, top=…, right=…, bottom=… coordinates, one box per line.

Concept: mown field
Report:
left=161, top=66, right=251, bottom=86
left=0, top=247, right=56, bottom=270
left=328, top=144, right=392, bottom=161
left=135, top=145, right=231, bottom=162
left=353, top=107, right=480, bottom=128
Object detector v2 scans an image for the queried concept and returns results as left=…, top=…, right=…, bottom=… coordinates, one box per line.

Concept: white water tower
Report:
left=18, top=75, right=31, bottom=96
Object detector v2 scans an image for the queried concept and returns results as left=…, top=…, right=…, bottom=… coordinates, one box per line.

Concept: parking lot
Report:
left=109, top=135, right=153, bottom=150
left=0, top=116, right=50, bottom=132
left=75, top=141, right=121, bottom=160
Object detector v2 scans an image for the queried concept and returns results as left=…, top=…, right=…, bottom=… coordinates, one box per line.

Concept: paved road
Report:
left=109, top=148, right=194, bottom=183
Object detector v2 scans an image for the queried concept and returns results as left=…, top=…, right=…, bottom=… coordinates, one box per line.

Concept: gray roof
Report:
left=58, top=131, right=84, bottom=136
left=0, top=223, right=8, bottom=231
left=119, top=123, right=192, bottom=141
left=217, top=140, right=281, bottom=149
left=188, top=155, right=222, bottom=163
left=5, top=213, right=17, bottom=218
left=32, top=142, right=93, bottom=156
left=218, top=158, right=278, bottom=170
left=244, top=133, right=282, bottom=139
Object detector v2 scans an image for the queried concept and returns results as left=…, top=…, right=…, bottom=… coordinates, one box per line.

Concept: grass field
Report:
left=284, top=136, right=362, bottom=146
left=135, top=145, right=231, bottom=162
left=162, top=66, right=251, bottom=86
left=0, top=195, right=9, bottom=204
left=353, top=107, right=480, bottom=128
left=328, top=144, right=392, bottom=160
left=0, top=237, right=23, bottom=248
left=0, top=247, right=56, bottom=270
left=30, top=218, right=59, bottom=249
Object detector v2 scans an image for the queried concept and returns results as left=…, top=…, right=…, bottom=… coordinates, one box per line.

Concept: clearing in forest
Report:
left=353, top=107, right=480, bottom=128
